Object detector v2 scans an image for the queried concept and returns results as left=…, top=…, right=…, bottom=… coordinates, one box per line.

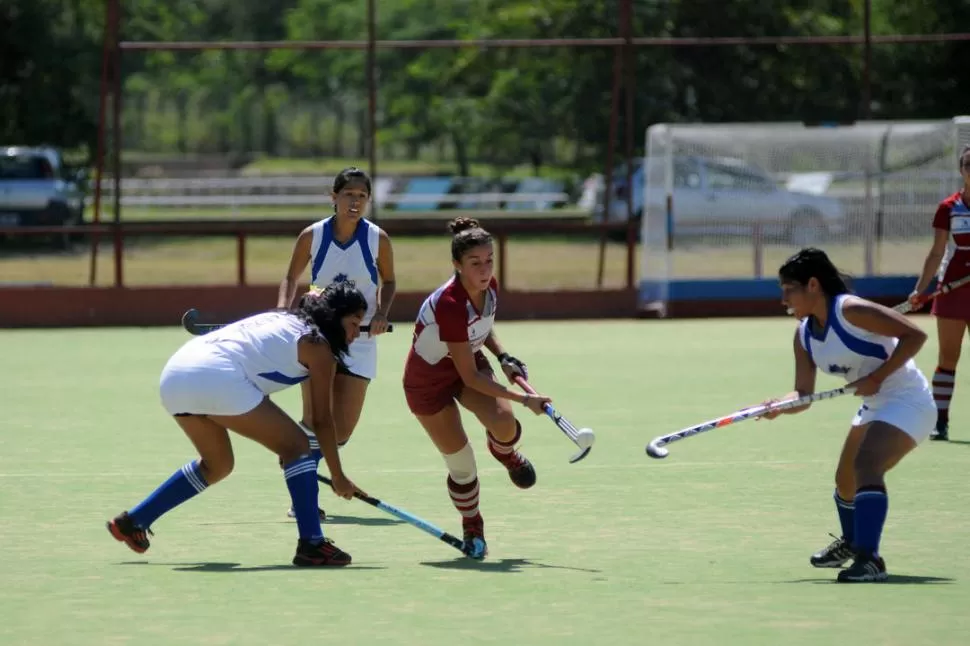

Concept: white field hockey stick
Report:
left=645, top=385, right=855, bottom=459
left=513, top=376, right=595, bottom=464
left=894, top=274, right=970, bottom=314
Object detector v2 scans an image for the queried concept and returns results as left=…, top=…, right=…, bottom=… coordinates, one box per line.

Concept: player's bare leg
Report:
left=212, top=399, right=350, bottom=566
left=838, top=422, right=917, bottom=583
left=458, top=378, right=536, bottom=489
left=286, top=377, right=366, bottom=520
left=811, top=425, right=866, bottom=568
left=415, top=403, right=487, bottom=559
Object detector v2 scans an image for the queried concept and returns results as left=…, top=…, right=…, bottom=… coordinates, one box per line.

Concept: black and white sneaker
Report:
left=930, top=421, right=949, bottom=441
left=837, top=554, right=888, bottom=583
left=810, top=534, right=854, bottom=568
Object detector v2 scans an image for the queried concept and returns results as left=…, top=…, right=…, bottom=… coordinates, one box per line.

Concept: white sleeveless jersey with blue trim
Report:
left=798, top=294, right=929, bottom=404
left=199, top=311, right=312, bottom=395
left=308, top=217, right=380, bottom=325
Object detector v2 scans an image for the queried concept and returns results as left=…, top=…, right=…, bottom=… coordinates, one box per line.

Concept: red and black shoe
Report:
left=462, top=514, right=488, bottom=560
left=489, top=446, right=537, bottom=490
left=292, top=537, right=352, bottom=567
left=106, top=511, right=153, bottom=554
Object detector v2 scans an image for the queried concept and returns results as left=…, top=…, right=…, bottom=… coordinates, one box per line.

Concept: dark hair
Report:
left=448, top=217, right=493, bottom=262
left=959, top=145, right=970, bottom=169
left=332, top=167, right=372, bottom=195
left=778, top=247, right=852, bottom=300
left=293, top=281, right=367, bottom=366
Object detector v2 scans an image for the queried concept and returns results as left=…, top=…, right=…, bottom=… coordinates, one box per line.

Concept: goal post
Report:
left=638, top=116, right=970, bottom=315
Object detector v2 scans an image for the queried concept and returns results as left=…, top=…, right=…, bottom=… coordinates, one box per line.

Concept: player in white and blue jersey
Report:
left=105, top=283, right=368, bottom=567
left=761, top=248, right=933, bottom=582
left=277, top=167, right=396, bottom=518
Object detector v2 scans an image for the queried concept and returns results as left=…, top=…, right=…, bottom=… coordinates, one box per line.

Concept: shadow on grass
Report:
left=194, top=514, right=403, bottom=528
left=784, top=574, right=954, bottom=585
left=119, top=561, right=386, bottom=573
left=421, top=557, right=601, bottom=574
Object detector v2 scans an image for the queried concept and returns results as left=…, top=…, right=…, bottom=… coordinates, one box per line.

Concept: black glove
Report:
left=498, top=352, right=528, bottom=381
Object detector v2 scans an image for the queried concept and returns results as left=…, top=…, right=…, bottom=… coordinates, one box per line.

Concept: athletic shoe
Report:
left=287, top=506, right=327, bottom=521
left=810, top=534, right=854, bottom=568
left=292, top=538, right=351, bottom=567
left=837, top=554, right=888, bottom=582
left=930, top=421, right=949, bottom=441
left=106, top=511, right=153, bottom=554
left=462, top=514, right=488, bottom=560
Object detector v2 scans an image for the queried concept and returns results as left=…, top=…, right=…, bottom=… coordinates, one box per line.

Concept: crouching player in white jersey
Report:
left=403, top=217, right=552, bottom=559
left=761, top=248, right=933, bottom=582
left=105, top=283, right=368, bottom=567
left=277, top=167, right=395, bottom=519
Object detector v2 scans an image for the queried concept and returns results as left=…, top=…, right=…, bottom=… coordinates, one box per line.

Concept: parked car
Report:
left=592, top=155, right=846, bottom=244
left=0, top=146, right=87, bottom=249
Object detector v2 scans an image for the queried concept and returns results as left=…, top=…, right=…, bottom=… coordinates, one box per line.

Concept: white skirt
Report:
left=852, top=389, right=936, bottom=444
left=342, top=334, right=377, bottom=380
left=159, top=344, right=264, bottom=416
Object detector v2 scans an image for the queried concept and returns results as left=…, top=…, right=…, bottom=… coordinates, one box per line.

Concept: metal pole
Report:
left=863, top=0, right=872, bottom=120
left=366, top=0, right=379, bottom=222
left=88, top=0, right=113, bottom=286
left=111, top=0, right=124, bottom=287
left=862, top=0, right=874, bottom=274
left=596, top=44, right=623, bottom=288
left=621, top=0, right=636, bottom=290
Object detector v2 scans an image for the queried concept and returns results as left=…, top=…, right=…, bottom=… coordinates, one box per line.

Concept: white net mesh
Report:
left=639, top=117, right=970, bottom=314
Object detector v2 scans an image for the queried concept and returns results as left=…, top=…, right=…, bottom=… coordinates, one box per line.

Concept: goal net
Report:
left=638, top=116, right=970, bottom=315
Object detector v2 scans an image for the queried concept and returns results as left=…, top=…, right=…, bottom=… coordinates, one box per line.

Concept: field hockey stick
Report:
left=513, top=376, right=595, bottom=464
left=645, top=385, right=855, bottom=459
left=180, top=308, right=393, bottom=336
left=316, top=474, right=469, bottom=557
left=894, top=274, right=970, bottom=314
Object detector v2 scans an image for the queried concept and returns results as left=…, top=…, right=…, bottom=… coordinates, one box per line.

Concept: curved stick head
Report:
left=645, top=440, right=669, bottom=459
left=568, top=446, right=593, bottom=464
left=181, top=308, right=200, bottom=329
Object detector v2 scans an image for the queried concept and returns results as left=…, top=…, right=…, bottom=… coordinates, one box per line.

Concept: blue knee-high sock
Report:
left=300, top=423, right=323, bottom=466
left=283, top=456, right=324, bottom=542
left=853, top=485, right=889, bottom=557
left=834, top=491, right=855, bottom=542
left=129, top=461, right=209, bottom=528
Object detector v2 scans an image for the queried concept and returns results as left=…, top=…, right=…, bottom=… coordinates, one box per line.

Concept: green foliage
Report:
left=3, top=0, right=969, bottom=171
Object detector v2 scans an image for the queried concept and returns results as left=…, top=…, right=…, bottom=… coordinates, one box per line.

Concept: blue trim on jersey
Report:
left=802, top=322, right=814, bottom=364
left=333, top=219, right=363, bottom=251
left=257, top=371, right=309, bottom=385
left=355, top=221, right=379, bottom=285
left=808, top=299, right=833, bottom=342
left=310, top=219, right=334, bottom=284
left=829, top=306, right=889, bottom=361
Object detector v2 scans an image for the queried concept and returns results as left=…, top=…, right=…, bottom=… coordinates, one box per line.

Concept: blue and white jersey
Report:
left=308, top=217, right=380, bottom=325
left=199, top=311, right=313, bottom=395
left=798, top=294, right=930, bottom=405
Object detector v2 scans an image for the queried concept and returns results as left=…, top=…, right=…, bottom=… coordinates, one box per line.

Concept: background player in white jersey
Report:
left=402, top=217, right=551, bottom=559
left=909, top=145, right=970, bottom=441
left=760, top=248, right=932, bottom=582
left=105, top=284, right=368, bottom=567
left=277, top=167, right=395, bottom=517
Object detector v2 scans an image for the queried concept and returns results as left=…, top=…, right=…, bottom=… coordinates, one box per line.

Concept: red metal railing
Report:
left=0, top=219, right=633, bottom=290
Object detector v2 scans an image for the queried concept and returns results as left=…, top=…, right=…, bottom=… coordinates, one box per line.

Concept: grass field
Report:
left=2, top=318, right=969, bottom=645
left=0, top=236, right=935, bottom=290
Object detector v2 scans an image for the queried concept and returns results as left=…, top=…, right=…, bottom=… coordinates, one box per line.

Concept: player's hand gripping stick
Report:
left=513, top=376, right=595, bottom=464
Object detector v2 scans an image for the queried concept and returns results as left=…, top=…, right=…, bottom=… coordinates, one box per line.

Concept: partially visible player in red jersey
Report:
left=909, top=144, right=970, bottom=441
left=402, top=217, right=551, bottom=559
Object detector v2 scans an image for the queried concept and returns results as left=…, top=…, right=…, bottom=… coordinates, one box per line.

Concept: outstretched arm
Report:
left=913, top=228, right=949, bottom=296
left=278, top=227, right=314, bottom=309
left=761, top=328, right=817, bottom=420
